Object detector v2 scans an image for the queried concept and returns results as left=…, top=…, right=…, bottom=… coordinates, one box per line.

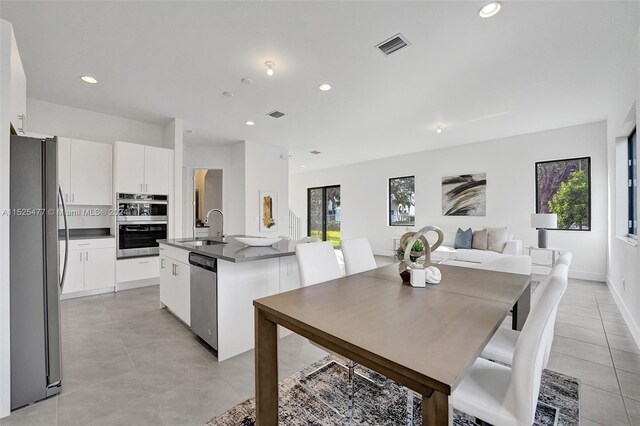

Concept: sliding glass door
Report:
left=307, top=185, right=341, bottom=246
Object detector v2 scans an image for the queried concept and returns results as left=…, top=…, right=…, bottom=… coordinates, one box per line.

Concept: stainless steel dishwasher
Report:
left=189, top=252, right=218, bottom=350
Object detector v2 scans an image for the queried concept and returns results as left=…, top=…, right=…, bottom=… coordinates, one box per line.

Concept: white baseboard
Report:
left=606, top=276, right=640, bottom=351
left=116, top=279, right=158, bottom=292
left=567, top=270, right=606, bottom=282
left=60, top=286, right=115, bottom=300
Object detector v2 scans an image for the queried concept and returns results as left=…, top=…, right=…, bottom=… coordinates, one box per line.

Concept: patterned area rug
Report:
left=206, top=355, right=579, bottom=426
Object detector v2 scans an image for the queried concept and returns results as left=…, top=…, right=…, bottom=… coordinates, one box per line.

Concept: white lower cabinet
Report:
left=116, top=257, right=159, bottom=284
left=159, top=250, right=190, bottom=325
left=59, top=239, right=116, bottom=297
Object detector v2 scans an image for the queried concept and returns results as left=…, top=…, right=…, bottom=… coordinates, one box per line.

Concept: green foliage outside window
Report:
left=548, top=170, right=589, bottom=229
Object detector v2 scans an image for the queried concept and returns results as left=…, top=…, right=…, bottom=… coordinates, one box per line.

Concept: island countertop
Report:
left=157, top=235, right=297, bottom=263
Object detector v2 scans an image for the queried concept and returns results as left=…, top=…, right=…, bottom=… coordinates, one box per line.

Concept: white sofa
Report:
left=431, top=229, right=523, bottom=265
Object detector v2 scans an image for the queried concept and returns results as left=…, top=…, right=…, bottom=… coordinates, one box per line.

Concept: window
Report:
left=535, top=157, right=591, bottom=231
left=307, top=185, right=341, bottom=246
left=629, top=127, right=637, bottom=237
left=389, top=176, right=415, bottom=226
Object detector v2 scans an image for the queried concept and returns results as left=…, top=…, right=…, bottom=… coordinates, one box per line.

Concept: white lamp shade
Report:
left=531, top=213, right=557, bottom=229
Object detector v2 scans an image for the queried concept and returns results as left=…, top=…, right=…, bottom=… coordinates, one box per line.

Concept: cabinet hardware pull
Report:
left=139, top=261, right=150, bottom=264
left=80, top=252, right=82, bottom=261
left=78, top=243, right=90, bottom=246
left=17, top=114, right=25, bottom=133
left=160, top=258, right=165, bottom=269
left=86, top=251, right=89, bottom=261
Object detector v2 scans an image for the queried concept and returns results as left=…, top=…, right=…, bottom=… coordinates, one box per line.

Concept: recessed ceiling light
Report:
left=478, top=1, right=502, bottom=18
left=241, top=78, right=253, bottom=85
left=265, top=61, right=275, bottom=76
left=436, top=125, right=443, bottom=134
left=80, top=75, right=98, bottom=84
left=222, top=91, right=234, bottom=97
left=318, top=83, right=332, bottom=91
left=301, top=165, right=306, bottom=168
left=245, top=121, right=255, bottom=126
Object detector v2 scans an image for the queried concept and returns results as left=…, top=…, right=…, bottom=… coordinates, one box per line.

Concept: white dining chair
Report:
left=295, top=241, right=342, bottom=286
left=480, top=252, right=572, bottom=368
left=341, top=237, right=377, bottom=275
left=295, top=241, right=365, bottom=419
left=472, top=255, right=532, bottom=275
left=451, top=274, right=567, bottom=426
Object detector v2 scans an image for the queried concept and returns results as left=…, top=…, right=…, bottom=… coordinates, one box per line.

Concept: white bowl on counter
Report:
left=234, top=236, right=282, bottom=247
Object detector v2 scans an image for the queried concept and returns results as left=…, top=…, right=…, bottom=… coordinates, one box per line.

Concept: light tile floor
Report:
left=1, top=260, right=638, bottom=425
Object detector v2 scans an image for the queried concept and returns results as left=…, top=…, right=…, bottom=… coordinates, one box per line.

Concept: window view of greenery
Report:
left=389, top=176, right=415, bottom=226
left=536, top=157, right=591, bottom=230
left=308, top=186, right=341, bottom=246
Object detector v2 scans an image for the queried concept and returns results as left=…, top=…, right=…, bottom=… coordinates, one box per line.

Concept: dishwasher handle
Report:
left=188, top=252, right=217, bottom=273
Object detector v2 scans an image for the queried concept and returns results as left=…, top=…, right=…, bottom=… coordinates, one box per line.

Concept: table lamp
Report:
left=531, top=213, right=557, bottom=248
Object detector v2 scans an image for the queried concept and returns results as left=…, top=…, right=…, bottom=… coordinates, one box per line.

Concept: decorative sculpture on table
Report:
left=398, top=225, right=445, bottom=286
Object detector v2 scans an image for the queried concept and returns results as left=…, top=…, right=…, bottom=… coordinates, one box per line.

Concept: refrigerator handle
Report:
left=58, top=185, right=69, bottom=292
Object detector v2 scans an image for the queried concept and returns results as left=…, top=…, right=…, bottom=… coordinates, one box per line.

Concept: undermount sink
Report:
left=178, top=239, right=226, bottom=247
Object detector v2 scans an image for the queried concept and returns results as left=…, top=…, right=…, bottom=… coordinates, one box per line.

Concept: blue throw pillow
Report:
left=454, top=228, right=473, bottom=249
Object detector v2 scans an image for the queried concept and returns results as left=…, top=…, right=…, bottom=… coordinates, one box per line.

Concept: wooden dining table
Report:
left=253, top=263, right=531, bottom=426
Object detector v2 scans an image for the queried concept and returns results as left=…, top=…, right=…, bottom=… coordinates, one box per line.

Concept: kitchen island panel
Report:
left=217, top=258, right=280, bottom=361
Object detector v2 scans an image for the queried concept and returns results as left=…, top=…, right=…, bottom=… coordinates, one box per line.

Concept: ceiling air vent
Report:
left=375, top=33, right=410, bottom=56
left=267, top=110, right=285, bottom=118
left=310, top=150, right=321, bottom=155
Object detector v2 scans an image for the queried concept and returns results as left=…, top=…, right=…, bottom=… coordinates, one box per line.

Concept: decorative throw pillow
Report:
left=487, top=227, right=509, bottom=253
left=454, top=228, right=473, bottom=249
left=472, top=229, right=488, bottom=250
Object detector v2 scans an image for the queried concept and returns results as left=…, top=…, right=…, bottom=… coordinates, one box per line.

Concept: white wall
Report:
left=183, top=143, right=245, bottom=236
left=183, top=141, right=289, bottom=238
left=290, top=121, right=608, bottom=281
left=607, top=26, right=640, bottom=347
left=244, top=141, right=289, bottom=237
left=26, top=98, right=165, bottom=147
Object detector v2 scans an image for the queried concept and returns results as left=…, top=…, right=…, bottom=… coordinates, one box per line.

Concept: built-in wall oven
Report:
left=116, top=193, right=168, bottom=259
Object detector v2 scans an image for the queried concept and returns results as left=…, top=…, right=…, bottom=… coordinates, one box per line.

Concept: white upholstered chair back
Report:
left=555, top=252, right=573, bottom=266
left=541, top=253, right=572, bottom=367
left=508, top=275, right=567, bottom=424
left=474, top=255, right=532, bottom=275
left=295, top=241, right=343, bottom=286
left=341, top=238, right=377, bottom=275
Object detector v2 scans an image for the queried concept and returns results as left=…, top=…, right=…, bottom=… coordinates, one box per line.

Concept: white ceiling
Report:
left=2, top=1, right=639, bottom=172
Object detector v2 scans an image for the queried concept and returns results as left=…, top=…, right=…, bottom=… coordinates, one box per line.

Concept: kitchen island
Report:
left=157, top=236, right=300, bottom=361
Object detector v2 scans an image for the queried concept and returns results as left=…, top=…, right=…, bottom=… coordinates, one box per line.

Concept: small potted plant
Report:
left=396, top=239, right=425, bottom=262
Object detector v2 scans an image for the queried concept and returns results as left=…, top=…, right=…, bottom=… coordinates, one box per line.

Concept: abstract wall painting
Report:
left=442, top=174, right=487, bottom=216
left=259, top=191, right=278, bottom=232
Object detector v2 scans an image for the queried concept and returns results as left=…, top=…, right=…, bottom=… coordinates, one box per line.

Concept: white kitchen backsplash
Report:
left=59, top=205, right=113, bottom=229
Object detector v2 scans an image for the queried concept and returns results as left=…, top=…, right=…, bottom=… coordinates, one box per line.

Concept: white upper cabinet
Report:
left=57, top=138, right=71, bottom=201
left=115, top=141, right=171, bottom=195
left=9, top=26, right=26, bottom=134
left=115, top=141, right=145, bottom=194
left=70, top=139, right=112, bottom=205
left=58, top=138, right=112, bottom=205
left=144, top=146, right=171, bottom=195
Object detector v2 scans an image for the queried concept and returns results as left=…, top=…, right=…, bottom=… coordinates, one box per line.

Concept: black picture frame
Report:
left=388, top=175, right=415, bottom=226
left=535, top=156, right=591, bottom=231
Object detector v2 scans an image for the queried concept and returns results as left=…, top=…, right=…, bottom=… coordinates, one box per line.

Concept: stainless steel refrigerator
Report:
left=10, top=135, right=69, bottom=410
